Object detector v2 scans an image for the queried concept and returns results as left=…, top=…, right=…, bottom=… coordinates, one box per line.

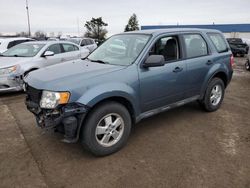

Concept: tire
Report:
left=200, top=78, right=225, bottom=112
left=81, top=101, right=131, bottom=156
left=245, top=61, right=250, bottom=71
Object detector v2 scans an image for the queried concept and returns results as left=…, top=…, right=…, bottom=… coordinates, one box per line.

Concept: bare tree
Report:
left=57, top=32, right=62, bottom=38
left=16, top=31, right=29, bottom=37
left=34, top=31, right=47, bottom=39
left=49, top=32, right=55, bottom=37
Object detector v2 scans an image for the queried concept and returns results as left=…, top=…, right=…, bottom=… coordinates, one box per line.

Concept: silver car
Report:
left=68, top=38, right=97, bottom=52
left=0, top=41, right=89, bottom=92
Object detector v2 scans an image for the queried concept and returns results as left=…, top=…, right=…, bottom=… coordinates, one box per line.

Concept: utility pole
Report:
left=26, top=0, right=31, bottom=36
left=77, top=17, right=80, bottom=37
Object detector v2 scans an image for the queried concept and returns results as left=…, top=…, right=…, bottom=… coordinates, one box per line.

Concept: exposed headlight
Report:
left=0, top=65, right=17, bottom=75
left=40, top=91, right=70, bottom=109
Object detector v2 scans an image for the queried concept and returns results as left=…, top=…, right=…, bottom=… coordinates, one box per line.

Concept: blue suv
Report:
left=25, top=29, right=234, bottom=156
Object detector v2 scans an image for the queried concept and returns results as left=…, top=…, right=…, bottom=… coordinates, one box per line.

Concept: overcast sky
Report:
left=0, top=0, right=250, bottom=36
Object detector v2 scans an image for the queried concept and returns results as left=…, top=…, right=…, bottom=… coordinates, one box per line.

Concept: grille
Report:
left=26, top=85, right=42, bottom=104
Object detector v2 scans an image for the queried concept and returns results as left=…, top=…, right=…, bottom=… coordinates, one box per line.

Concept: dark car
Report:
left=227, top=38, right=249, bottom=57
left=24, top=29, right=234, bottom=156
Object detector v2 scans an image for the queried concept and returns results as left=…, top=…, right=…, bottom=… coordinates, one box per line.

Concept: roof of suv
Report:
left=122, top=28, right=221, bottom=35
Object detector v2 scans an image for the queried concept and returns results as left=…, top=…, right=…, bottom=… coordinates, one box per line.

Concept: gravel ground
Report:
left=0, top=57, right=249, bottom=188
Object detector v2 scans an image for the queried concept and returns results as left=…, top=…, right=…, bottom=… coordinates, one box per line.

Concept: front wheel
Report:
left=199, top=78, right=225, bottom=112
left=81, top=102, right=131, bottom=156
left=245, top=61, right=250, bottom=71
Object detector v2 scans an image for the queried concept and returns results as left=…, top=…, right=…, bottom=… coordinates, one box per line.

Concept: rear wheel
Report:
left=81, top=102, right=131, bottom=156
left=199, top=78, right=225, bottom=112
left=245, top=61, right=250, bottom=71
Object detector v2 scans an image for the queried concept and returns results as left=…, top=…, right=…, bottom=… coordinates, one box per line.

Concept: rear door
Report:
left=61, top=43, right=81, bottom=61
left=180, top=33, right=212, bottom=98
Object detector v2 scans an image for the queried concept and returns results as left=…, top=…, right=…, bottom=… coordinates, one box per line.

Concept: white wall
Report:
left=223, top=32, right=250, bottom=39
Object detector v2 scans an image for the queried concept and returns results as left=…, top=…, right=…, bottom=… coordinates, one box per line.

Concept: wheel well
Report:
left=212, top=72, right=228, bottom=87
left=84, top=97, right=136, bottom=125
left=24, top=68, right=38, bottom=77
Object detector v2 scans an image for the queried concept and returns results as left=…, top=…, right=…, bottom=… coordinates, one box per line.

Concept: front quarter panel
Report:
left=76, top=82, right=140, bottom=116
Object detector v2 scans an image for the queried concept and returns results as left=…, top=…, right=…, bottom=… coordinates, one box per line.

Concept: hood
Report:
left=25, top=60, right=126, bottom=91
left=0, top=56, right=32, bottom=68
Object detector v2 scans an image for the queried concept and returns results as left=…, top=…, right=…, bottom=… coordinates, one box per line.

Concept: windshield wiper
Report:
left=87, top=58, right=109, bottom=64
left=13, top=54, right=26, bottom=57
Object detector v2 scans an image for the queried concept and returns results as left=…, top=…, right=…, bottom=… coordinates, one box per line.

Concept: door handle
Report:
left=173, top=67, right=183, bottom=73
left=206, top=60, right=213, bottom=65
left=61, top=58, right=66, bottom=62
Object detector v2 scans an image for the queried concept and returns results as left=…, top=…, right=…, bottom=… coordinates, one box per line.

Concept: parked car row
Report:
left=23, top=29, right=233, bottom=156
left=0, top=40, right=91, bottom=92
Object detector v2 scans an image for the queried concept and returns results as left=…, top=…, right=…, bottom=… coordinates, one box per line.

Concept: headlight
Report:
left=0, top=65, right=17, bottom=75
left=40, top=91, right=70, bottom=109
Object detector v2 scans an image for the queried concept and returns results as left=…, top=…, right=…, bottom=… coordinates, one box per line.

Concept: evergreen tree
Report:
left=124, top=14, right=139, bottom=32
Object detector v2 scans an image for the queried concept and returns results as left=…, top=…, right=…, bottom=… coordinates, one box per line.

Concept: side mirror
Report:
left=43, top=51, right=54, bottom=57
left=143, top=55, right=165, bottom=68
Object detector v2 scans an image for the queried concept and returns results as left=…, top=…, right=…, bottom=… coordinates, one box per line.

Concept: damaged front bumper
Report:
left=26, top=99, right=88, bottom=143
left=0, top=74, right=23, bottom=92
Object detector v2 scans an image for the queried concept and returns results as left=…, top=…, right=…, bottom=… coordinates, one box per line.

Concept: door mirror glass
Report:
left=143, top=55, right=165, bottom=68
left=43, top=51, right=54, bottom=57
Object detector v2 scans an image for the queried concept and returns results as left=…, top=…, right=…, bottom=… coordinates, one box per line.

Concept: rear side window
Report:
left=81, top=39, right=88, bottom=46
left=183, top=34, right=208, bottom=58
left=88, top=39, right=94, bottom=44
left=7, top=41, right=17, bottom=49
left=208, top=33, right=228, bottom=53
left=62, top=44, right=78, bottom=52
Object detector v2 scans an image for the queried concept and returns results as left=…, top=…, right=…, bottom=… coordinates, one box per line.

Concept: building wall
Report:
left=223, top=32, right=250, bottom=39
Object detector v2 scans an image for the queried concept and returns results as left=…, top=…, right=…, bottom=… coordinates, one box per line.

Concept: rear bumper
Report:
left=25, top=100, right=88, bottom=143
left=0, top=74, right=23, bottom=92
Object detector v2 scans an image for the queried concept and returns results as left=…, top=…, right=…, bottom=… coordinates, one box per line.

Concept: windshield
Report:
left=68, top=38, right=81, bottom=45
left=2, top=43, right=45, bottom=57
left=88, top=34, right=151, bottom=66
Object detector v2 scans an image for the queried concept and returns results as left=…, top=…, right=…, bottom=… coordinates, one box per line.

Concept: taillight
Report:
left=230, top=55, right=234, bottom=68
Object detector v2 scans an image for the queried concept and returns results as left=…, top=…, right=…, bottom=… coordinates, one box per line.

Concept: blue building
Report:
left=141, top=24, right=250, bottom=39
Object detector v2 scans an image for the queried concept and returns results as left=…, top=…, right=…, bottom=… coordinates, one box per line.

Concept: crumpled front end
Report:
left=25, top=84, right=88, bottom=143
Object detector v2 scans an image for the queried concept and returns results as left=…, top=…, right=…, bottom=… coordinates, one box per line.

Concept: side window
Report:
left=88, top=39, right=94, bottom=44
left=47, top=44, right=62, bottom=54
left=149, top=36, right=179, bottom=61
left=183, top=34, right=208, bottom=58
left=7, top=41, right=17, bottom=49
left=86, top=39, right=91, bottom=45
left=62, top=44, right=77, bottom=53
left=81, top=39, right=88, bottom=46
left=208, top=33, right=228, bottom=53
left=73, top=45, right=79, bottom=51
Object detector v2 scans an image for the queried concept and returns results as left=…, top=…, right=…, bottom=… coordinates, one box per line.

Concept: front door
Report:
left=139, top=35, right=187, bottom=112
